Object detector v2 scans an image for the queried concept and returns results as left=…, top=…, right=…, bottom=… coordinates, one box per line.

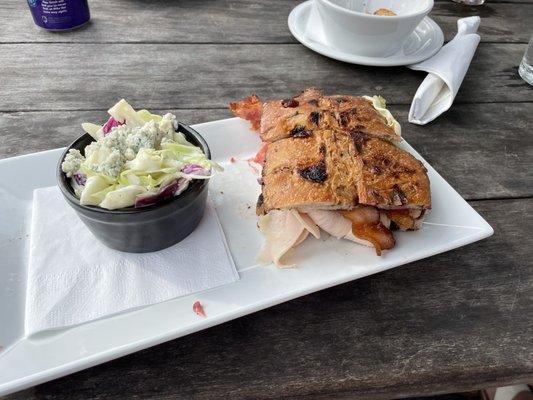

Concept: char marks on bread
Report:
left=261, top=130, right=360, bottom=213
left=260, top=129, right=431, bottom=214
left=355, top=134, right=431, bottom=210
left=259, top=88, right=401, bottom=144
left=260, top=130, right=361, bottom=213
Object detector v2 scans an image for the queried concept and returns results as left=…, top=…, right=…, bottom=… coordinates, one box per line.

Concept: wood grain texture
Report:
left=0, top=43, right=530, bottom=112
left=388, top=104, right=533, bottom=200
left=6, top=198, right=532, bottom=400
left=0, top=109, right=227, bottom=158
left=1, top=104, right=531, bottom=199
left=1, top=0, right=532, bottom=397
left=430, top=2, right=533, bottom=43
left=404, top=394, right=481, bottom=400
left=1, top=0, right=531, bottom=43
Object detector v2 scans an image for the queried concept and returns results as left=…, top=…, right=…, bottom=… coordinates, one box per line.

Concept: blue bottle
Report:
left=27, top=0, right=90, bottom=31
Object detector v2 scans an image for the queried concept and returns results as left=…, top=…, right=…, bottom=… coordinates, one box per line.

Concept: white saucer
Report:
left=288, top=0, right=444, bottom=67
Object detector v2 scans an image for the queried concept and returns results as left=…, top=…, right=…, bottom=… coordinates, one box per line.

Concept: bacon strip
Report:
left=229, top=94, right=263, bottom=131
left=253, top=142, right=268, bottom=165
left=385, top=209, right=415, bottom=231
left=351, top=222, right=395, bottom=256
left=341, top=208, right=395, bottom=256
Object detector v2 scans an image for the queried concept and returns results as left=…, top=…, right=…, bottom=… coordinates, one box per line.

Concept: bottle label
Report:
left=27, top=0, right=90, bottom=30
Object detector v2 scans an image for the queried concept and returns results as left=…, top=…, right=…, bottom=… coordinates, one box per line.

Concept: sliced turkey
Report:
left=305, top=207, right=395, bottom=256
left=257, top=210, right=319, bottom=267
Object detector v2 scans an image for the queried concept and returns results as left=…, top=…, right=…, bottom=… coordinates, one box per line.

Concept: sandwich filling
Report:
left=231, top=88, right=431, bottom=266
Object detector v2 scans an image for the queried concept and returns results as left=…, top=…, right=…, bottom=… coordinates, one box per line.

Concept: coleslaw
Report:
left=61, top=99, right=220, bottom=210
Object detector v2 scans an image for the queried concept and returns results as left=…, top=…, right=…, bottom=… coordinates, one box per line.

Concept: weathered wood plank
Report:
left=3, top=0, right=297, bottom=44
left=1, top=104, right=531, bottom=199
left=388, top=104, right=533, bottom=200
left=6, top=198, right=532, bottom=400
left=0, top=109, right=226, bottom=157
left=431, top=2, right=533, bottom=43
left=0, top=43, right=530, bottom=112
left=2, top=0, right=531, bottom=43
left=403, top=393, right=482, bottom=400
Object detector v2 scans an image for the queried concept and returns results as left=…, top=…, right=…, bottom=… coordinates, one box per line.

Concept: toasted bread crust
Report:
left=260, top=130, right=430, bottom=213
left=262, top=169, right=338, bottom=210
left=260, top=88, right=400, bottom=144
left=261, top=130, right=360, bottom=212
left=263, top=133, right=324, bottom=172
left=357, top=136, right=431, bottom=209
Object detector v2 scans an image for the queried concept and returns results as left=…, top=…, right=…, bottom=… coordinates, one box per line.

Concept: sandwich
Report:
left=230, top=88, right=431, bottom=267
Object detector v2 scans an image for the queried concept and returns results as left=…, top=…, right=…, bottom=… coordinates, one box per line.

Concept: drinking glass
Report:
left=518, top=35, right=533, bottom=86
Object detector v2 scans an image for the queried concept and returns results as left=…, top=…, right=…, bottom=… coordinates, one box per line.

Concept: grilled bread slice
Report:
left=259, top=130, right=430, bottom=214
left=354, top=133, right=431, bottom=210
left=259, top=88, right=400, bottom=144
left=259, top=89, right=326, bottom=143
left=324, top=95, right=401, bottom=143
left=260, top=129, right=360, bottom=213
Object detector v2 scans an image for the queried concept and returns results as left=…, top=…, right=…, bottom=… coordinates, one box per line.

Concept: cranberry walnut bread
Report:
left=230, top=88, right=431, bottom=266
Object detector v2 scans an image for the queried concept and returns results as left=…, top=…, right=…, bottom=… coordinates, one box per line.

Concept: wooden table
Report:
left=1, top=0, right=532, bottom=398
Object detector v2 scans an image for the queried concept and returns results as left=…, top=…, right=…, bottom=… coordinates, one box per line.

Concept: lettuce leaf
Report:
left=363, top=95, right=402, bottom=136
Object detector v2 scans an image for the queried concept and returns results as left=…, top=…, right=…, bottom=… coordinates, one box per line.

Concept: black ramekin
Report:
left=57, top=123, right=210, bottom=253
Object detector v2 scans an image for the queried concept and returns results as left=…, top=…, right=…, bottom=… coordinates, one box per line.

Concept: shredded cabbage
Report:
left=81, top=122, right=103, bottom=140
left=100, top=185, right=147, bottom=210
left=63, top=99, right=220, bottom=210
left=80, top=176, right=113, bottom=206
left=102, top=117, right=123, bottom=135
left=108, top=99, right=144, bottom=126
left=137, top=109, right=163, bottom=123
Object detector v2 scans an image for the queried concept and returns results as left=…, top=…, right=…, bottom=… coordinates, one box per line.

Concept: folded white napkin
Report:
left=25, top=186, right=238, bottom=336
left=302, top=2, right=481, bottom=125
left=408, top=17, right=481, bottom=124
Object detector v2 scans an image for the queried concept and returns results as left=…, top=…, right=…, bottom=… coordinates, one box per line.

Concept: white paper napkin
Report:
left=408, top=17, right=481, bottom=124
left=25, top=186, right=239, bottom=336
left=302, top=2, right=481, bottom=125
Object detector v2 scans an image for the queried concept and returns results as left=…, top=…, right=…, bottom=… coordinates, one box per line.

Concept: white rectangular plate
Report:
left=0, top=117, right=493, bottom=395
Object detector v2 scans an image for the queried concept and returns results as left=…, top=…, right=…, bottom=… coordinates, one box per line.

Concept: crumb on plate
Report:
left=193, top=301, right=206, bottom=317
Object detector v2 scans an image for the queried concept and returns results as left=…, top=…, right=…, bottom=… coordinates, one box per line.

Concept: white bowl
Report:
left=316, top=0, right=434, bottom=57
